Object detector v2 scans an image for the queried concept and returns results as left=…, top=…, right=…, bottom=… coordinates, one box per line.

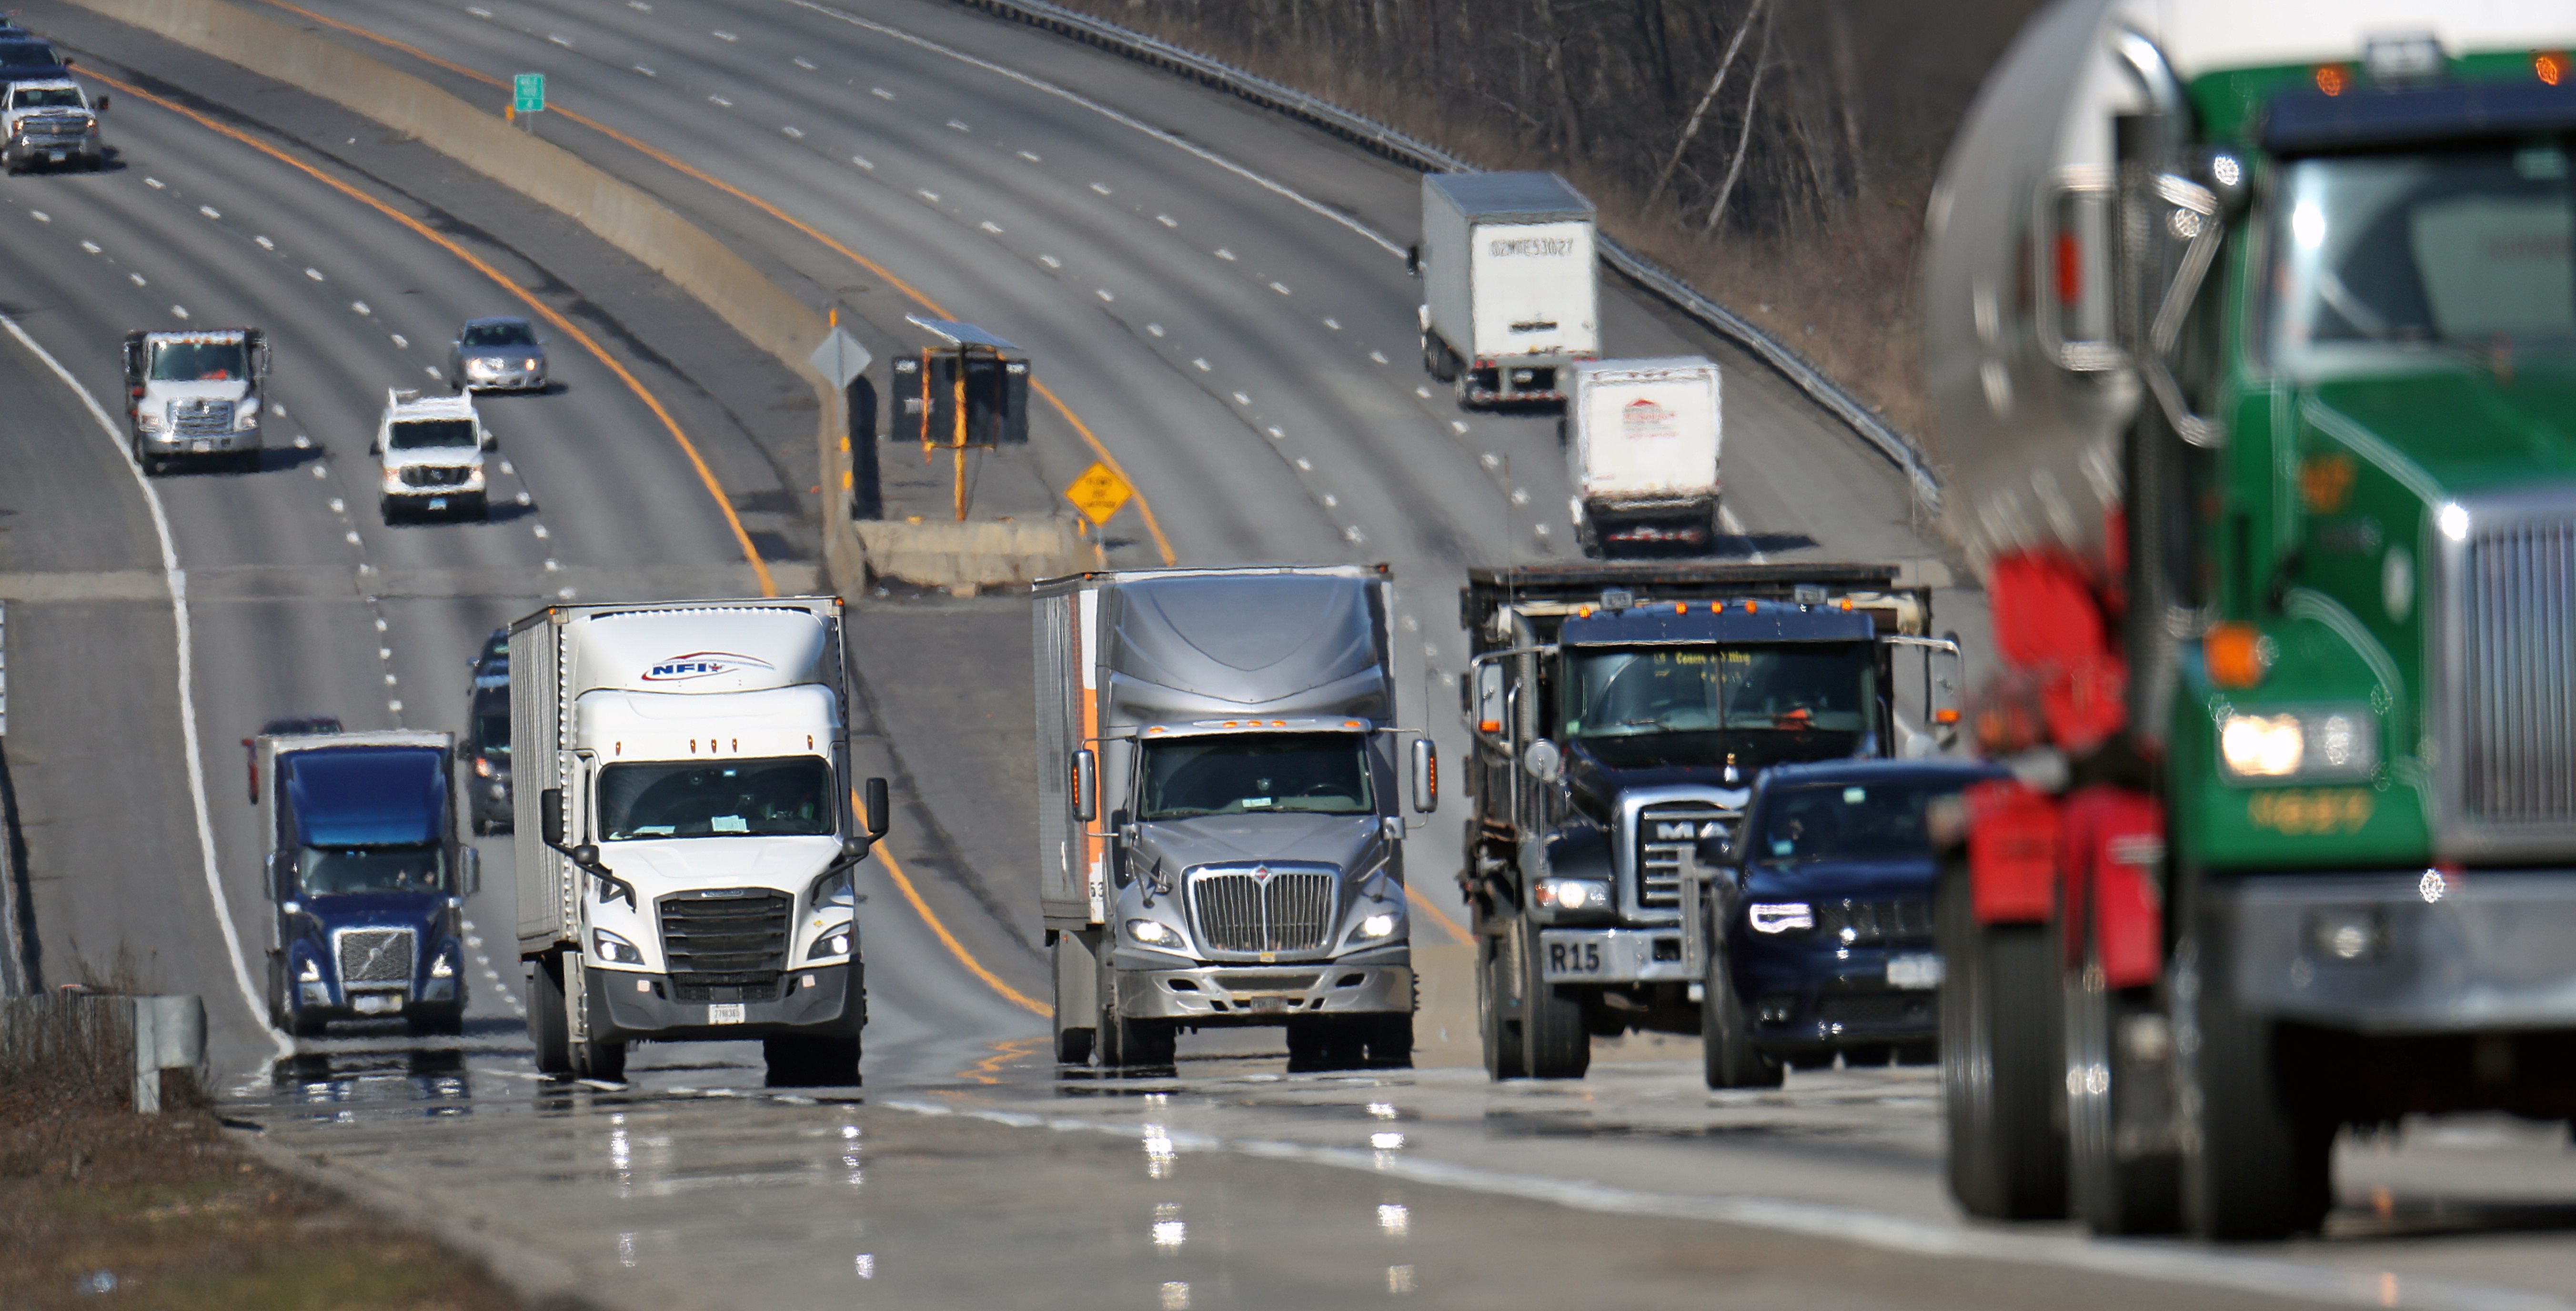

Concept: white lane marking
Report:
left=1230, top=391, right=1248, bottom=406
left=1324, top=318, right=1341, bottom=331
left=305, top=267, right=324, bottom=280
left=198, top=204, right=221, bottom=220
left=1321, top=494, right=1337, bottom=507
left=1155, top=214, right=1176, bottom=228
left=1295, top=458, right=1311, bottom=471
left=1096, top=288, right=1114, bottom=302
left=1016, top=150, right=1039, bottom=162
left=1417, top=386, right=1432, bottom=399
left=254, top=235, right=273, bottom=250
left=1510, top=487, right=1530, bottom=505
left=1369, top=351, right=1389, bottom=364
left=794, top=56, right=816, bottom=70
left=144, top=177, right=165, bottom=188
left=352, top=300, right=372, bottom=315
left=780, top=0, right=1407, bottom=256
left=28, top=210, right=48, bottom=222
left=1038, top=254, right=1060, bottom=269
left=708, top=94, right=734, bottom=107
left=1265, top=426, right=1283, bottom=440
left=1479, top=453, right=1499, bottom=469
left=346, top=532, right=362, bottom=545
left=713, top=29, right=738, bottom=40
left=628, top=1, right=650, bottom=10
left=917, top=189, right=941, bottom=203
left=850, top=155, right=874, bottom=170
left=1146, top=323, right=1163, bottom=337
left=80, top=240, right=99, bottom=253
left=532, top=524, right=550, bottom=539
left=329, top=498, right=345, bottom=514
left=1089, top=182, right=1111, bottom=195
left=871, top=87, right=895, bottom=100
left=467, top=5, right=491, bottom=16
left=1213, top=247, right=1235, bottom=261
left=1720, top=505, right=1766, bottom=564
left=547, top=33, right=572, bottom=47
left=947, top=119, right=971, bottom=133
left=391, top=334, right=408, bottom=349
left=312, top=464, right=329, bottom=479
left=1189, top=358, right=1208, bottom=372
left=978, top=221, right=1003, bottom=234
left=544, top=558, right=560, bottom=571
left=424, top=366, right=443, bottom=379
left=1344, top=525, right=1366, bottom=545
left=634, top=65, right=658, bottom=77
left=0, top=313, right=290, bottom=1061
left=1269, top=282, right=1291, bottom=295
left=782, top=125, right=805, bottom=139
left=171, top=305, right=190, bottom=320
left=1452, top=421, right=1469, bottom=434
left=129, top=272, right=146, bottom=286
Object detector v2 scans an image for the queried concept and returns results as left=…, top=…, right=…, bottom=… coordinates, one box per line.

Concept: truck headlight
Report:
left=136, top=411, right=164, bottom=432
left=233, top=399, right=260, bottom=431
left=590, top=929, right=645, bottom=965
left=806, top=923, right=854, bottom=959
left=382, top=466, right=405, bottom=489
left=1532, top=877, right=1609, bottom=911
left=1354, top=909, right=1403, bottom=940
left=2219, top=707, right=2375, bottom=782
left=1126, top=918, right=1184, bottom=948
left=1748, top=902, right=1814, bottom=935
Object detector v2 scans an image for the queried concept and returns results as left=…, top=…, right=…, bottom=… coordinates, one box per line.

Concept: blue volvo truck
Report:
left=257, top=726, right=479, bottom=1038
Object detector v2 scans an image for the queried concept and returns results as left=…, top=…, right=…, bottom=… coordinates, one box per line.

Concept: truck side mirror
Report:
left=95, top=93, right=108, bottom=112
left=461, top=846, right=483, bottom=897
left=1071, top=749, right=1097, bottom=824
left=1410, top=738, right=1438, bottom=814
left=571, top=843, right=601, bottom=870
left=242, top=737, right=259, bottom=805
left=862, top=776, right=890, bottom=838
left=540, top=787, right=564, bottom=849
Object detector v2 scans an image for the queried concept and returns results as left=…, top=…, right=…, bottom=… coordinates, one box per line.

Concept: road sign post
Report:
left=1065, top=463, right=1132, bottom=563
left=513, top=73, right=545, bottom=131
left=810, top=326, right=879, bottom=520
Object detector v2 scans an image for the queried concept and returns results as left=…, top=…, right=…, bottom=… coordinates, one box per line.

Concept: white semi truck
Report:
left=512, top=597, right=887, bottom=1085
left=1036, top=565, right=1436, bottom=1070
left=1414, top=171, right=1600, bottom=407
left=1564, top=357, right=1724, bottom=555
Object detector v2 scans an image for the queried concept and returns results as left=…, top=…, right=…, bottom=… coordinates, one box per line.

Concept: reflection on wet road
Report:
left=229, top=1036, right=2576, bottom=1311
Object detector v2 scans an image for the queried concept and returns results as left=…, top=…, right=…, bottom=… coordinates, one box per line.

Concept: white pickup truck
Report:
left=371, top=387, right=492, bottom=520
left=3, top=78, right=102, bottom=172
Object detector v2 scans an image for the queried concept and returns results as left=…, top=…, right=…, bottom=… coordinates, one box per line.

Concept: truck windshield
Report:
left=12, top=88, right=80, bottom=108
left=297, top=846, right=446, bottom=896
left=148, top=340, right=247, bottom=381
left=2267, top=140, right=2576, bottom=375
left=1751, top=780, right=1962, bottom=865
left=1138, top=733, right=1374, bottom=819
left=597, top=756, right=832, bottom=839
left=1566, top=644, right=1874, bottom=736
left=473, top=714, right=508, bottom=756
left=389, top=419, right=476, bottom=450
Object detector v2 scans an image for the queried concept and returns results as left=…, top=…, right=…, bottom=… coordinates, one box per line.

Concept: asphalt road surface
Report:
left=5, top=0, right=2571, bottom=1307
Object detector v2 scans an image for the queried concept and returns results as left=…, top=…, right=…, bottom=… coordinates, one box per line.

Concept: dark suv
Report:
left=1697, top=757, right=2003, bottom=1086
left=463, top=628, right=511, bottom=834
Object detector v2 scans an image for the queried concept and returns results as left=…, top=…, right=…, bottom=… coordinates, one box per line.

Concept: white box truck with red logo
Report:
left=1564, top=357, right=1723, bottom=555
left=511, top=597, right=889, bottom=1085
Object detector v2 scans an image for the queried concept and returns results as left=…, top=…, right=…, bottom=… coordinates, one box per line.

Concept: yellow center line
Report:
left=90, top=69, right=777, bottom=596
left=871, top=839, right=1051, bottom=1017
left=955, top=1035, right=1047, bottom=1084
left=1406, top=884, right=1471, bottom=945
left=254, top=0, right=1177, bottom=566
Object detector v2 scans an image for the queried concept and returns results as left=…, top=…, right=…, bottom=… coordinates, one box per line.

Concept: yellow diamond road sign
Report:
left=1065, top=462, right=1132, bottom=526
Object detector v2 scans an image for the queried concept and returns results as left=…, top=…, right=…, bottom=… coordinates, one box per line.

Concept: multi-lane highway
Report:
left=5, top=0, right=2572, bottom=1307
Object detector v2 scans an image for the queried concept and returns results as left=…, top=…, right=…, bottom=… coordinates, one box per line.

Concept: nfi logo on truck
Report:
left=643, top=652, right=775, bottom=682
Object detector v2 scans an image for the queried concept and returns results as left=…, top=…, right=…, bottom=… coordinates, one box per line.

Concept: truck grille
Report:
left=170, top=398, right=233, bottom=436
left=401, top=465, right=473, bottom=487
left=1814, top=898, right=1934, bottom=944
left=658, top=889, right=790, bottom=986
left=1188, top=866, right=1336, bottom=954
left=26, top=113, right=87, bottom=137
left=336, top=928, right=415, bottom=984
left=1635, top=802, right=1731, bottom=908
left=2459, top=518, right=2576, bottom=827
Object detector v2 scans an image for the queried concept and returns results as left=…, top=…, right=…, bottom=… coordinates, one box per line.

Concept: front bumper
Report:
left=462, top=364, right=544, bottom=391
left=470, top=776, right=511, bottom=823
left=1114, top=960, right=1412, bottom=1022
left=293, top=977, right=463, bottom=1021
left=2230, top=869, right=2576, bottom=1033
left=589, top=962, right=864, bottom=1042
left=1731, top=941, right=1940, bottom=1051
left=139, top=427, right=258, bottom=454
left=1537, top=926, right=1693, bottom=984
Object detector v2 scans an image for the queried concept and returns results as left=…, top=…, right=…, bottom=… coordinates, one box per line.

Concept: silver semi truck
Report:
left=1035, top=565, right=1438, bottom=1070
left=513, top=597, right=887, bottom=1085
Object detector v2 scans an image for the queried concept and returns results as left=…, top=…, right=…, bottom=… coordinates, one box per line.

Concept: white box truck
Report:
left=512, top=597, right=888, bottom=1085
left=1413, top=171, right=1599, bottom=407
left=1035, top=566, right=1436, bottom=1071
left=1563, top=357, right=1724, bottom=554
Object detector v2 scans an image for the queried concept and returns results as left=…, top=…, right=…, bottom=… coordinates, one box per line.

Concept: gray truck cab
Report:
left=1038, top=566, right=1435, bottom=1071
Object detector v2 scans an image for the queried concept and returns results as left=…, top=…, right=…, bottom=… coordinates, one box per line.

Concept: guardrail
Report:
left=947, top=0, right=1943, bottom=514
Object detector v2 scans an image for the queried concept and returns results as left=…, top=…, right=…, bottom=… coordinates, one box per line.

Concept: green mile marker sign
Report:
left=513, top=72, right=546, bottom=114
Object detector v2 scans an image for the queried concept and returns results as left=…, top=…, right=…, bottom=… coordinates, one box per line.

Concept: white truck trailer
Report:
left=511, top=597, right=887, bottom=1085
left=1036, top=566, right=1436, bottom=1071
left=1563, top=357, right=1723, bottom=555
left=1414, top=171, right=1600, bottom=407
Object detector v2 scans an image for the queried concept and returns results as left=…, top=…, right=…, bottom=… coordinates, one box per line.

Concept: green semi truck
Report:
left=1923, top=0, right=2576, bottom=1240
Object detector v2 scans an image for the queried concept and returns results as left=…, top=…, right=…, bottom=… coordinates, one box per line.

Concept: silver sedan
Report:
left=448, top=316, right=548, bottom=392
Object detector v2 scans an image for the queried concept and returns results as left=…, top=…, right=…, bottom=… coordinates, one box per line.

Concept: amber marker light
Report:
left=2315, top=64, right=2349, bottom=96
left=2539, top=51, right=2567, bottom=85
left=2205, top=622, right=2271, bottom=688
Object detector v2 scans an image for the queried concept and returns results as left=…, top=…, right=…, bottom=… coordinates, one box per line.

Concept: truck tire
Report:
left=1938, top=860, right=2067, bottom=1220
left=2175, top=914, right=2332, bottom=1240
left=408, top=1008, right=466, bottom=1039
left=2066, top=922, right=2181, bottom=1234
left=1285, top=1018, right=1368, bottom=1072
left=265, top=953, right=285, bottom=1032
left=765, top=1035, right=862, bottom=1087
left=1095, top=956, right=1176, bottom=1069
left=528, top=954, right=572, bottom=1075
left=1701, top=935, right=1783, bottom=1089
left=1477, top=934, right=1524, bottom=1080
left=1362, top=1012, right=1415, bottom=1069
left=1516, top=921, right=1590, bottom=1079
left=1052, top=935, right=1096, bottom=1066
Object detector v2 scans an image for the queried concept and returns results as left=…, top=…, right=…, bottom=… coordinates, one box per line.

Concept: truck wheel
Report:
left=2175, top=919, right=2332, bottom=1239
left=1938, top=859, right=2068, bottom=1220
left=1094, top=956, right=1175, bottom=1069
left=1051, top=935, right=1096, bottom=1065
left=1476, top=934, right=1523, bottom=1080
left=1285, top=1018, right=1368, bottom=1072
left=528, top=955, right=572, bottom=1075
left=1701, top=938, right=1782, bottom=1089
left=2066, top=932, right=2182, bottom=1234
left=765, top=1035, right=862, bottom=1087
left=288, top=1008, right=327, bottom=1040
left=1516, top=922, right=1590, bottom=1079
left=1361, top=1013, right=1415, bottom=1069
left=570, top=1029, right=626, bottom=1082
left=407, top=1009, right=465, bottom=1039
left=265, top=953, right=285, bottom=1031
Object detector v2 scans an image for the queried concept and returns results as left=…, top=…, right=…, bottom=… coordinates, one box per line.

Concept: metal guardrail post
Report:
left=945, top=0, right=1944, bottom=515
left=127, top=994, right=207, bottom=1114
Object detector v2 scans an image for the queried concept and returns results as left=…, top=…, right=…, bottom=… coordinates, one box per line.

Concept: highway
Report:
left=2, top=0, right=2570, bottom=1307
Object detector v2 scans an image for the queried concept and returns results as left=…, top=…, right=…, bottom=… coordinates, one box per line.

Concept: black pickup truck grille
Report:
left=659, top=889, right=790, bottom=987
left=1814, top=898, right=1934, bottom=945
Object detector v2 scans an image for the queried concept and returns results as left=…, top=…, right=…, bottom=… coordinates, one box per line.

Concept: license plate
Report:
left=352, top=993, right=398, bottom=1014
left=1244, top=996, right=1289, bottom=1013
left=427, top=497, right=449, bottom=511
left=708, top=1003, right=746, bottom=1025
left=47, top=150, right=63, bottom=162
left=191, top=440, right=213, bottom=453
left=1546, top=938, right=1605, bottom=976
left=1886, top=953, right=1944, bottom=990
